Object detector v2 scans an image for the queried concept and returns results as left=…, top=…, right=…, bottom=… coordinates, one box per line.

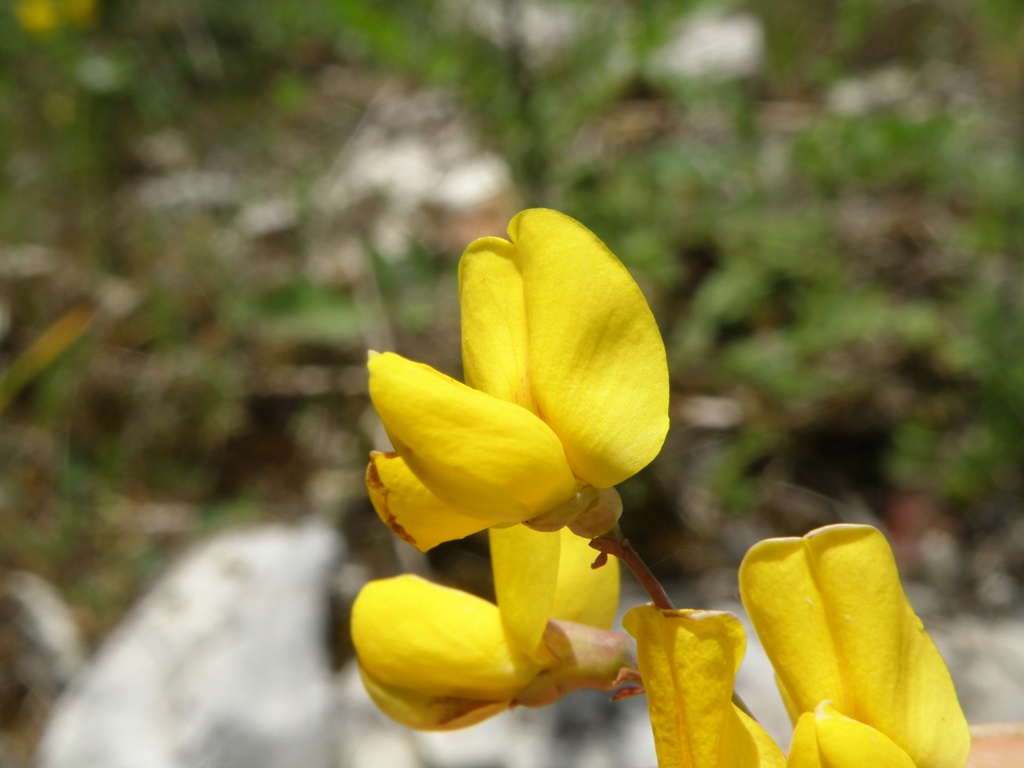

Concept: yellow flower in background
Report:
left=739, top=524, right=970, bottom=768
left=14, top=0, right=96, bottom=34
left=351, top=526, right=631, bottom=730
left=623, top=606, right=786, bottom=768
left=367, top=208, right=669, bottom=551
left=14, top=0, right=58, bottom=33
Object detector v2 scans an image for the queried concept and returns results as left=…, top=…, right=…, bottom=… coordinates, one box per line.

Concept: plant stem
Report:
left=590, top=526, right=675, bottom=611
left=591, top=526, right=760, bottom=723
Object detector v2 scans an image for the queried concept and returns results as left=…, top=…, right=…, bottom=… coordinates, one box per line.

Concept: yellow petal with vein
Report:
left=490, top=525, right=561, bottom=662
left=352, top=575, right=540, bottom=701
left=623, top=606, right=786, bottom=768
left=459, top=236, right=532, bottom=409
left=368, top=351, right=576, bottom=518
left=739, top=524, right=970, bottom=768
left=367, top=452, right=491, bottom=551
left=491, top=527, right=620, bottom=664
left=549, top=528, right=619, bottom=630
left=510, top=209, right=669, bottom=488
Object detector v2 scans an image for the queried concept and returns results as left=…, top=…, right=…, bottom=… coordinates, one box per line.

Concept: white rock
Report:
left=316, top=89, right=512, bottom=258
left=650, top=11, right=764, bottom=81
left=135, top=169, right=238, bottom=211
left=434, top=154, right=511, bottom=212
left=933, top=614, right=1024, bottom=723
left=826, top=67, right=917, bottom=116
left=236, top=196, right=300, bottom=238
left=0, top=243, right=58, bottom=278
left=677, top=395, right=745, bottom=430
left=449, top=0, right=580, bottom=66
left=334, top=663, right=420, bottom=768
left=326, top=122, right=509, bottom=217
left=5, top=571, right=86, bottom=698
left=37, top=521, right=340, bottom=768
left=414, top=715, right=511, bottom=767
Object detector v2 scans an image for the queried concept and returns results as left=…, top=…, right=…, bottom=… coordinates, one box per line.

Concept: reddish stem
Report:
left=590, top=528, right=675, bottom=611
left=591, top=527, right=757, bottom=721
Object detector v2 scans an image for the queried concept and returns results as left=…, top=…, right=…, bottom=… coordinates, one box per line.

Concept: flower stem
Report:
left=592, top=526, right=761, bottom=725
left=590, top=526, right=675, bottom=611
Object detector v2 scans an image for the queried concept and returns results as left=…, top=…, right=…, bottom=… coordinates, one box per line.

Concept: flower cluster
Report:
left=353, top=526, right=632, bottom=730
left=351, top=209, right=974, bottom=766
left=365, top=208, right=669, bottom=550
left=628, top=524, right=971, bottom=767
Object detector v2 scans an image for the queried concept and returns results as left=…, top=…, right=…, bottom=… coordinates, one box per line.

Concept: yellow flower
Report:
left=14, top=0, right=59, bottom=33
left=367, top=208, right=669, bottom=551
left=623, top=606, right=786, bottom=768
left=14, top=0, right=96, bottom=33
left=738, top=524, right=970, bottom=768
left=351, top=526, right=632, bottom=730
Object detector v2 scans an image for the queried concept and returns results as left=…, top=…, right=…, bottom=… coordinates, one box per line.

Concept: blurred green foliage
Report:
left=3, top=0, right=1024, bottom=643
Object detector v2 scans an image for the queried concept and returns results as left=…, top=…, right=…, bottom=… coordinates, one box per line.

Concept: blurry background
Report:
left=3, top=0, right=1024, bottom=764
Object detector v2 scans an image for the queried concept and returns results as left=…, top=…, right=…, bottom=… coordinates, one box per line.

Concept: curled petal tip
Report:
left=365, top=457, right=421, bottom=550
left=365, top=452, right=491, bottom=552
left=360, top=667, right=510, bottom=731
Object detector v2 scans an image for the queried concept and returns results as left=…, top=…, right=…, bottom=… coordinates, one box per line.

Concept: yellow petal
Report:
left=490, top=525, right=561, bottom=662
left=731, top=708, right=789, bottom=768
left=510, top=208, right=670, bottom=488
left=788, top=703, right=917, bottom=768
left=368, top=351, right=577, bottom=519
left=367, top=452, right=492, bottom=552
left=491, top=526, right=620, bottom=663
left=786, top=713, right=823, bottom=768
left=359, top=666, right=510, bottom=731
left=352, top=575, right=541, bottom=701
left=623, top=606, right=786, bottom=768
left=459, top=235, right=533, bottom=409
left=739, top=524, right=970, bottom=768
left=549, top=527, right=619, bottom=630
